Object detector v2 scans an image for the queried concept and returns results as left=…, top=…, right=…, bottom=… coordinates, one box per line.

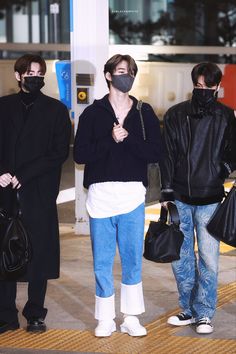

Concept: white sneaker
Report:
left=167, top=312, right=195, bottom=326
left=95, top=320, right=116, bottom=337
left=196, top=317, right=213, bottom=334
left=120, top=316, right=147, bottom=337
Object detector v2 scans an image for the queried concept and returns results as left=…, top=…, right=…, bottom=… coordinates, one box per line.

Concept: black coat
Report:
left=0, top=92, right=71, bottom=281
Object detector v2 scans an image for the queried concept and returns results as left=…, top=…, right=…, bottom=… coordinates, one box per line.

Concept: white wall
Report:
left=130, top=61, right=225, bottom=119
left=0, top=60, right=225, bottom=119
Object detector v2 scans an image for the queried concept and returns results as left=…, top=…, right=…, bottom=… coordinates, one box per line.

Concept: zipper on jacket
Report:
left=187, top=115, right=192, bottom=196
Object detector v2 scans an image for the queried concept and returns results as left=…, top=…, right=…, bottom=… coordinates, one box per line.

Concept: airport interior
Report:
left=0, top=1, right=235, bottom=353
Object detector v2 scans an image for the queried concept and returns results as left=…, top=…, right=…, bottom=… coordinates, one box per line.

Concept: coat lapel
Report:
left=9, top=94, right=25, bottom=136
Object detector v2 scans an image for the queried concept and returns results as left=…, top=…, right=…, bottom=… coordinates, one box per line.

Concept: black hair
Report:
left=14, top=53, right=47, bottom=88
left=104, top=54, right=138, bottom=88
left=191, top=62, right=222, bottom=87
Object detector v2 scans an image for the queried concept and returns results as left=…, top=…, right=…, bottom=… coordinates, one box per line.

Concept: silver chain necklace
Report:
left=21, top=100, right=34, bottom=110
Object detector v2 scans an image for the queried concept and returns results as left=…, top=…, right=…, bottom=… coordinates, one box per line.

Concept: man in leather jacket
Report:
left=160, top=62, right=236, bottom=334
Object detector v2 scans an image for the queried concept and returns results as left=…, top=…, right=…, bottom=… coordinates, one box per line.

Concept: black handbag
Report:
left=143, top=202, right=184, bottom=263
left=137, top=100, right=161, bottom=204
left=207, top=183, right=236, bottom=247
left=0, top=192, right=32, bottom=280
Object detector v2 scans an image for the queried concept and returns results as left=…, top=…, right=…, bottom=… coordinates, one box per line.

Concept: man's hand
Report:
left=112, top=123, right=129, bottom=143
left=11, top=176, right=21, bottom=189
left=0, top=173, right=13, bottom=187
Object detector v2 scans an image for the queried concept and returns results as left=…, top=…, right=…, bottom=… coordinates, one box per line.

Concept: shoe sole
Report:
left=27, top=325, right=47, bottom=333
left=167, top=318, right=195, bottom=326
left=95, top=324, right=116, bottom=337
left=120, top=325, right=147, bottom=337
left=196, top=326, right=213, bottom=334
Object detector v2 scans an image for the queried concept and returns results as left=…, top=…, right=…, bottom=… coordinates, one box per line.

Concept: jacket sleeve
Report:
left=0, top=100, right=9, bottom=176
left=15, top=105, right=71, bottom=185
left=73, top=108, right=114, bottom=164
left=123, top=104, right=162, bottom=163
left=159, top=108, right=178, bottom=201
left=221, top=109, right=236, bottom=177
left=0, top=116, right=5, bottom=176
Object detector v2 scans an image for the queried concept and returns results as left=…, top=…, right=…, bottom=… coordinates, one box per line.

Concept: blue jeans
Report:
left=89, top=203, right=145, bottom=298
left=173, top=201, right=220, bottom=321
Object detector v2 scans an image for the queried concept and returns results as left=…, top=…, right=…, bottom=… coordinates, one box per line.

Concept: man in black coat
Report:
left=0, top=54, right=71, bottom=333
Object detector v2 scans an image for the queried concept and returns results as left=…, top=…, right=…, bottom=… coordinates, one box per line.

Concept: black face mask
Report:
left=192, top=88, right=217, bottom=107
left=111, top=74, right=134, bottom=93
left=23, top=76, right=45, bottom=93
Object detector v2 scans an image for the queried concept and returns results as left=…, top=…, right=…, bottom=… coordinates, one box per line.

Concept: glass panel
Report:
left=109, top=0, right=236, bottom=63
left=31, top=0, right=40, bottom=43
left=0, top=9, right=6, bottom=42
left=0, top=0, right=70, bottom=60
left=13, top=4, right=29, bottom=43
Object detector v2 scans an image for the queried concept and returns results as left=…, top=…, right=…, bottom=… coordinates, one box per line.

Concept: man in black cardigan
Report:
left=0, top=54, right=71, bottom=334
left=74, top=54, right=162, bottom=337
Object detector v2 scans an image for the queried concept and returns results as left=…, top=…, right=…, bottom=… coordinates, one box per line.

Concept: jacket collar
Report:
left=188, top=98, right=217, bottom=119
left=93, top=94, right=139, bottom=121
left=93, top=94, right=138, bottom=111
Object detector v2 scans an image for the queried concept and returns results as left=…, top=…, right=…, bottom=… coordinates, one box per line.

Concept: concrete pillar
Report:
left=70, top=0, right=109, bottom=235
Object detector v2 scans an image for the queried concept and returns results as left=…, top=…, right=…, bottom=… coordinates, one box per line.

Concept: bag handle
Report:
left=12, top=190, right=21, bottom=218
left=136, top=100, right=146, bottom=141
left=160, top=202, right=180, bottom=227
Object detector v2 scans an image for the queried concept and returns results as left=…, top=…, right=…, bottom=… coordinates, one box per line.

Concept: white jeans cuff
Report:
left=95, top=294, right=116, bottom=320
left=120, top=282, right=145, bottom=315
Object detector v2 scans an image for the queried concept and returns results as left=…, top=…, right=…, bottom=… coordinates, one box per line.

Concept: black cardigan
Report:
left=74, top=95, right=162, bottom=189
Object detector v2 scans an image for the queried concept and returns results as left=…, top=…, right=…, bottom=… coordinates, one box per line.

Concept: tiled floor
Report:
left=0, top=149, right=235, bottom=353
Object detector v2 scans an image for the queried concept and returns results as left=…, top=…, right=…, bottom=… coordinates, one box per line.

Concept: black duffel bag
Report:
left=143, top=202, right=184, bottom=263
left=207, top=183, right=236, bottom=247
left=0, top=191, right=32, bottom=280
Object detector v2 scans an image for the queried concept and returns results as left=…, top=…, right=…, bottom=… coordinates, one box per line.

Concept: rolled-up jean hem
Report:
left=120, top=282, right=145, bottom=315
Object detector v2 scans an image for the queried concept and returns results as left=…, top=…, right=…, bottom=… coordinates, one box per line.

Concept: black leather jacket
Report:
left=160, top=99, right=236, bottom=204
